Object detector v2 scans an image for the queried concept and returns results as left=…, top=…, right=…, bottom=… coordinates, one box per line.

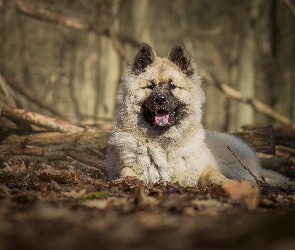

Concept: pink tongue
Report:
left=155, top=114, right=169, bottom=126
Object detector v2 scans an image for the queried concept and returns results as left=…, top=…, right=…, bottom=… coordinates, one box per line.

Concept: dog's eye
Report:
left=147, top=81, right=155, bottom=90
left=169, top=82, right=177, bottom=90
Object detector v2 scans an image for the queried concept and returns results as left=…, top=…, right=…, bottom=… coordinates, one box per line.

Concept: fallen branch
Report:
left=276, top=145, right=295, bottom=156
left=0, top=102, right=83, bottom=133
left=67, top=151, right=105, bottom=170
left=1, top=73, right=68, bottom=120
left=0, top=126, right=108, bottom=172
left=233, top=125, right=276, bottom=154
left=201, top=71, right=295, bottom=129
left=275, top=135, right=295, bottom=149
left=1, top=131, right=71, bottom=146
left=0, top=145, right=44, bottom=156
left=0, top=144, right=106, bottom=171
left=15, top=0, right=141, bottom=47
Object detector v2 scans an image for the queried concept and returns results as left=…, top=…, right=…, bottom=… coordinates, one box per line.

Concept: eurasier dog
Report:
left=107, top=43, right=291, bottom=188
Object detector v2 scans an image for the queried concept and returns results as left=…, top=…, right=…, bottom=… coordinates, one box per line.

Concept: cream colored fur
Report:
left=107, top=45, right=291, bottom=188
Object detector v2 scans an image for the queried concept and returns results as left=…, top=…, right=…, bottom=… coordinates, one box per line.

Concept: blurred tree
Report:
left=0, top=0, right=294, bottom=131
left=236, top=0, right=260, bottom=129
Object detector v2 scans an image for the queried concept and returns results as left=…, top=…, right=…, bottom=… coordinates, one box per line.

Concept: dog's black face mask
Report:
left=142, top=88, right=185, bottom=128
left=132, top=43, right=192, bottom=129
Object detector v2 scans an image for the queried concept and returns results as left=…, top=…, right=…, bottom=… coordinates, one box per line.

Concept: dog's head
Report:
left=129, top=43, right=203, bottom=130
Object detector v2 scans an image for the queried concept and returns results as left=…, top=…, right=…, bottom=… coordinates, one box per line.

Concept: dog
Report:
left=106, top=43, right=291, bottom=188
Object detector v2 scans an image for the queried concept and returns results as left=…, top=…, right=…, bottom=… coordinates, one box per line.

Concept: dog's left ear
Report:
left=132, top=43, right=156, bottom=75
left=168, top=44, right=194, bottom=76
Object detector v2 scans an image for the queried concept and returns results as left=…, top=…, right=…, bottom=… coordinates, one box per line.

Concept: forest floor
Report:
left=0, top=157, right=295, bottom=250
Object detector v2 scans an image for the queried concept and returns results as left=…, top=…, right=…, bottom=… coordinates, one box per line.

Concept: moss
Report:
left=80, top=191, right=108, bottom=200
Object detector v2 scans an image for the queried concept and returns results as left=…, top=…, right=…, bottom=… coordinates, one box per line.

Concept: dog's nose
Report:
left=154, top=94, right=166, bottom=105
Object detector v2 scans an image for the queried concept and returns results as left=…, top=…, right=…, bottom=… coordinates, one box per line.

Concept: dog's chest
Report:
left=144, top=141, right=206, bottom=185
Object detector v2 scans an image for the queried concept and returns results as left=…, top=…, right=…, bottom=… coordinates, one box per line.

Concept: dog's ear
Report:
left=132, top=43, right=156, bottom=75
left=168, top=44, right=194, bottom=76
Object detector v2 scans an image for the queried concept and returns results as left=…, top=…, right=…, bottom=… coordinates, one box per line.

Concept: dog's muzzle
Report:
left=142, top=91, right=183, bottom=127
left=153, top=94, right=171, bottom=126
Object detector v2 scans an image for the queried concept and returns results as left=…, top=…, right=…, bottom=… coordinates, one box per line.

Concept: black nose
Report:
left=154, top=94, right=166, bottom=105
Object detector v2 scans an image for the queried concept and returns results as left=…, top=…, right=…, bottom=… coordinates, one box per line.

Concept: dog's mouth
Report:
left=142, top=105, right=183, bottom=128
left=154, top=109, right=174, bottom=126
left=141, top=91, right=185, bottom=128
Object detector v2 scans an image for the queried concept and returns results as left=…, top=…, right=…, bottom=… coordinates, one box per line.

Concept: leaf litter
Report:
left=0, top=158, right=295, bottom=249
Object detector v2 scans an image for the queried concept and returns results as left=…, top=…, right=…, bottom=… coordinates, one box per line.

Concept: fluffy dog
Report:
left=107, top=43, right=290, bottom=188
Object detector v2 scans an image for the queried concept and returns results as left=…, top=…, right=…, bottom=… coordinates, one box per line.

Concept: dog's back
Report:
left=205, top=131, right=290, bottom=185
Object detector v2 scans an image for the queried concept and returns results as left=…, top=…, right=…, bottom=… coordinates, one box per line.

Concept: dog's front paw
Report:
left=197, top=166, right=230, bottom=189
left=120, top=167, right=138, bottom=178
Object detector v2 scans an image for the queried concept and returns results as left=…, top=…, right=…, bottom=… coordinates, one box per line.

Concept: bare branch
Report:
left=15, top=0, right=141, bottom=47
left=98, top=1, right=130, bottom=64
left=201, top=70, right=295, bottom=129
left=284, top=0, right=295, bottom=17
left=2, top=73, right=69, bottom=120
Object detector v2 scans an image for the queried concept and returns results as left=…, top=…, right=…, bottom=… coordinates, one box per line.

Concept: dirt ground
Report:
left=0, top=158, right=295, bottom=250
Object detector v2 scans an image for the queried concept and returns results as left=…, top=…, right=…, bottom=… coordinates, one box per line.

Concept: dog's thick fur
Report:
left=107, top=43, right=291, bottom=188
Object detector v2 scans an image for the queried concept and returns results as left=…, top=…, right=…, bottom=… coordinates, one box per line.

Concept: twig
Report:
left=284, top=0, right=295, bottom=17
left=98, top=1, right=130, bottom=64
left=2, top=74, right=69, bottom=120
left=201, top=70, right=295, bottom=129
left=15, top=0, right=141, bottom=47
left=225, top=144, right=268, bottom=186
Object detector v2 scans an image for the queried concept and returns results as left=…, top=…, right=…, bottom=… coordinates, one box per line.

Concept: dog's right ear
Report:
left=132, top=43, right=155, bottom=75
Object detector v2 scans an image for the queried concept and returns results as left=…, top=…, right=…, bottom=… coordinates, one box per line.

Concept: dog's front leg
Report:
left=197, top=166, right=230, bottom=189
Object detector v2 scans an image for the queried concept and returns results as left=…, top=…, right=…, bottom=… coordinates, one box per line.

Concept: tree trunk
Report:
left=236, top=1, right=260, bottom=130
left=99, top=1, right=121, bottom=121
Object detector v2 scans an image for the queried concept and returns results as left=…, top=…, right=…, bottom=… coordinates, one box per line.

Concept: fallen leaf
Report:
left=81, top=199, right=110, bottom=209
left=0, top=184, right=11, bottom=195
left=37, top=168, right=76, bottom=184
left=133, top=184, right=158, bottom=207
left=81, top=197, right=129, bottom=210
left=50, top=179, right=61, bottom=190
left=62, top=189, right=86, bottom=199
left=222, top=180, right=260, bottom=210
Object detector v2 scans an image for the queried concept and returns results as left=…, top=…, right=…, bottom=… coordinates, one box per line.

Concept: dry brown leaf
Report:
left=37, top=167, right=76, bottom=184
left=81, top=199, right=110, bottom=209
left=62, top=189, right=86, bottom=199
left=50, top=179, right=61, bottom=190
left=133, top=184, right=159, bottom=207
left=0, top=184, right=11, bottom=195
left=221, top=180, right=260, bottom=210
left=81, top=197, right=130, bottom=210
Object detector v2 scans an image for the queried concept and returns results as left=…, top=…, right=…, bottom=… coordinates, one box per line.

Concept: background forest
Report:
left=0, top=0, right=295, bottom=132
left=1, top=1, right=295, bottom=249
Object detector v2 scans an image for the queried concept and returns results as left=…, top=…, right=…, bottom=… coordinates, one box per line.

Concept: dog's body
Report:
left=107, top=44, right=290, bottom=188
